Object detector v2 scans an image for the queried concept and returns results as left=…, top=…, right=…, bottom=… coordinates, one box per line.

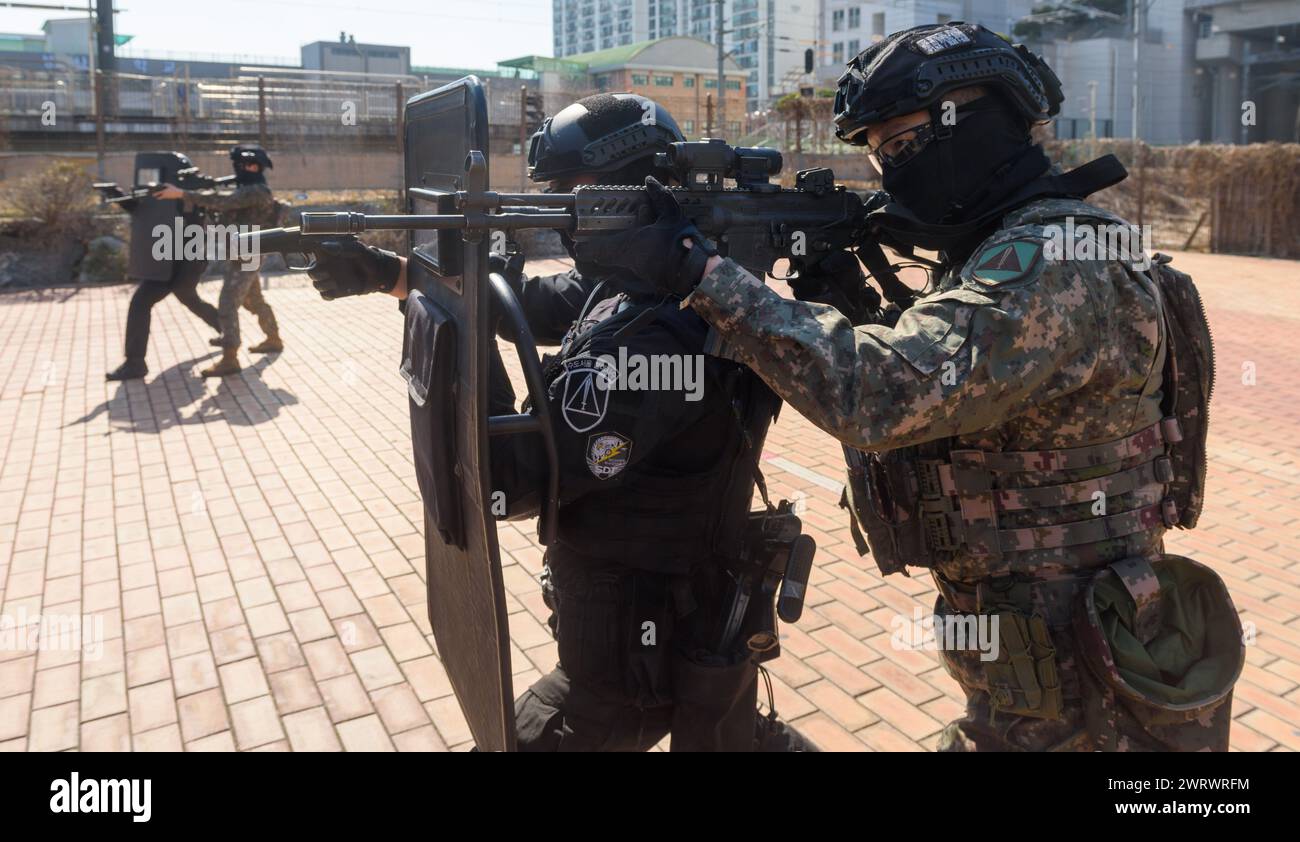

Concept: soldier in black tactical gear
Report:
left=157, top=144, right=283, bottom=377
left=307, top=93, right=815, bottom=751
left=103, top=153, right=222, bottom=381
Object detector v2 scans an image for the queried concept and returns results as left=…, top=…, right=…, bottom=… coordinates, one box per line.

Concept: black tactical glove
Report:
left=787, top=250, right=883, bottom=327
left=573, top=176, right=718, bottom=298
left=308, top=236, right=401, bottom=300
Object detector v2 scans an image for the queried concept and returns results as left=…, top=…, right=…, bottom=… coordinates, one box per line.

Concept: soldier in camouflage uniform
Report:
left=576, top=24, right=1241, bottom=751
left=158, top=144, right=282, bottom=377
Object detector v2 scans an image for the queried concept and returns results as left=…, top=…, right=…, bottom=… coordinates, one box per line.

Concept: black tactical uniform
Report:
left=500, top=95, right=803, bottom=750
left=309, top=93, right=812, bottom=751
left=103, top=174, right=220, bottom=381
left=491, top=285, right=782, bottom=750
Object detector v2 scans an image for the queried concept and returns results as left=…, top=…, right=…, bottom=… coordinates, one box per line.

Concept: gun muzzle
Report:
left=300, top=212, right=368, bottom=235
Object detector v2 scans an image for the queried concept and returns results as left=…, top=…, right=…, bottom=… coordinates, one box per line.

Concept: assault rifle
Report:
left=94, top=167, right=235, bottom=205
left=242, top=140, right=913, bottom=321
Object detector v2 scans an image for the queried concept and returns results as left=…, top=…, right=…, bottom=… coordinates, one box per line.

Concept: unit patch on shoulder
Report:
left=968, top=240, right=1044, bottom=285
left=555, top=355, right=617, bottom=433
left=586, top=432, right=632, bottom=480
left=913, top=27, right=972, bottom=56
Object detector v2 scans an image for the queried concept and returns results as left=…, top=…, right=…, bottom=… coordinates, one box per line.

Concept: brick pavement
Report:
left=0, top=250, right=1297, bottom=751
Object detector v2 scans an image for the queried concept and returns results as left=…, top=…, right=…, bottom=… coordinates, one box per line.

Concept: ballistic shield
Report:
left=126, top=151, right=203, bottom=282
left=401, top=77, right=560, bottom=751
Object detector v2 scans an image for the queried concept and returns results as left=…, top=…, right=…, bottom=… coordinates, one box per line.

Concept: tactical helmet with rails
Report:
left=230, top=144, right=274, bottom=171
left=833, top=22, right=1063, bottom=144
left=528, top=93, right=685, bottom=185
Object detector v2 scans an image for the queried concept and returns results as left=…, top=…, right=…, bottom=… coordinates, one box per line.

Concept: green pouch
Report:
left=1073, top=554, right=1244, bottom=751
left=983, top=610, right=1065, bottom=721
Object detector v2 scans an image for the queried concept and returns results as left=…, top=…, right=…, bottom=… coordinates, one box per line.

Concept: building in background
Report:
left=301, top=34, right=410, bottom=77
left=1023, top=0, right=1297, bottom=144
left=816, top=1, right=1035, bottom=84
left=504, top=36, right=750, bottom=137
left=1184, top=0, right=1298, bottom=143
left=553, top=1, right=817, bottom=112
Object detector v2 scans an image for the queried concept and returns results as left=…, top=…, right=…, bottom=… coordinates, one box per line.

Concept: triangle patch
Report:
left=970, top=240, right=1042, bottom=285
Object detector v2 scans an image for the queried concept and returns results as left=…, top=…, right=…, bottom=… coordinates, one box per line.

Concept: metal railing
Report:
left=0, top=70, right=595, bottom=142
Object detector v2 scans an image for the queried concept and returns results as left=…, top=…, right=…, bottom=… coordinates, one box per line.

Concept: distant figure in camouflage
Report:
left=577, top=23, right=1241, bottom=751
left=157, top=144, right=282, bottom=377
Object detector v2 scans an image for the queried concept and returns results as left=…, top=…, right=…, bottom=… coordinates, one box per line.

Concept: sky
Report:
left=2, top=0, right=555, bottom=70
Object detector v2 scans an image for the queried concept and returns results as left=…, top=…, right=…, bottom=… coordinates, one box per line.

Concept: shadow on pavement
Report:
left=69, top=352, right=297, bottom=433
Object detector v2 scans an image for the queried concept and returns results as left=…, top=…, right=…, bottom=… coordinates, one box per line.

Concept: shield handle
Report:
left=485, top=271, right=561, bottom=545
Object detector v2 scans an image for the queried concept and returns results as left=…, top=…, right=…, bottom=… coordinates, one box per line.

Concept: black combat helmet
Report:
left=833, top=23, right=1063, bottom=145
left=230, top=144, right=274, bottom=170
left=527, top=93, right=684, bottom=184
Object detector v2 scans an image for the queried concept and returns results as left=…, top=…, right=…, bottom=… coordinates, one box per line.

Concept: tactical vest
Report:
left=546, top=294, right=780, bottom=571
left=843, top=245, right=1213, bottom=580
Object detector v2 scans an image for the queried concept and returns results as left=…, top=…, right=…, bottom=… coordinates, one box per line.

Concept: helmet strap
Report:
left=929, top=101, right=960, bottom=221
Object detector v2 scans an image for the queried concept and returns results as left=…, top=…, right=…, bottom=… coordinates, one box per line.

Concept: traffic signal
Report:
left=804, top=48, right=814, bottom=74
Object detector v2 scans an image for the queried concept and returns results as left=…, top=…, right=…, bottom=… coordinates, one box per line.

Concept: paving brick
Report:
left=789, top=713, right=865, bottom=752
left=318, top=673, right=374, bottom=723
left=798, top=680, right=880, bottom=731
left=337, top=714, right=395, bottom=751
left=177, top=688, right=230, bottom=743
left=32, top=663, right=79, bottom=709
left=229, top=695, right=285, bottom=750
left=29, top=700, right=78, bottom=751
left=187, top=730, right=238, bottom=752
left=283, top=706, right=343, bottom=751
left=80, top=712, right=131, bottom=752
left=268, top=667, right=323, bottom=715
left=350, top=645, right=404, bottom=691
left=80, top=672, right=128, bottom=721
left=392, top=724, right=449, bottom=752
left=128, top=680, right=179, bottom=732
left=219, top=657, right=272, bottom=705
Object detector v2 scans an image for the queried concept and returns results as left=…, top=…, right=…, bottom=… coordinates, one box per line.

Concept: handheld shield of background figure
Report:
left=403, top=77, right=562, bottom=752
left=128, top=151, right=202, bottom=282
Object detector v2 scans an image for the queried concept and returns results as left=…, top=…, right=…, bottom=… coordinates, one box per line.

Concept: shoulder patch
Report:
left=968, top=239, right=1043, bottom=286
left=586, top=432, right=631, bottom=480
left=554, top=355, right=617, bottom=433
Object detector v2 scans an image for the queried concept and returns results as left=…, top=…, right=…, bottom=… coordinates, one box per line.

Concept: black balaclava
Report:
left=879, top=97, right=1049, bottom=228
left=234, top=162, right=266, bottom=186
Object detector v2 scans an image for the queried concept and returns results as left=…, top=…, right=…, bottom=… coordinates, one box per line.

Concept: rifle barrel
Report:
left=299, top=211, right=572, bottom=235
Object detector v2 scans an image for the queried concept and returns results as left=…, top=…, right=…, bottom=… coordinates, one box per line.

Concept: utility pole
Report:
left=85, top=0, right=95, bottom=108
left=1130, top=0, right=1141, bottom=143
left=95, top=0, right=115, bottom=75
left=257, top=76, right=266, bottom=147
left=95, top=0, right=115, bottom=114
left=715, top=0, right=725, bottom=138
left=519, top=85, right=528, bottom=192
left=1088, top=81, right=1097, bottom=139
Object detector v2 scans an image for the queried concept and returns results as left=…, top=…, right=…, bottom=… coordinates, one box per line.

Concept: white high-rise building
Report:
left=817, top=1, right=1036, bottom=81
left=553, top=1, right=819, bottom=111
